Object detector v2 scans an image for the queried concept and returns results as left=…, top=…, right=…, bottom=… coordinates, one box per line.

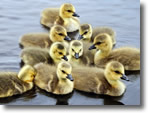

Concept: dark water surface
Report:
left=0, top=0, right=140, bottom=105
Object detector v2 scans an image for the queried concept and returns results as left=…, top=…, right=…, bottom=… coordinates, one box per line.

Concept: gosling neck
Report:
left=104, top=70, right=125, bottom=90
left=83, top=36, right=91, bottom=42
left=86, top=27, right=93, bottom=41
left=56, top=70, right=73, bottom=84
left=104, top=71, right=118, bottom=87
left=49, top=32, right=57, bottom=42
left=24, top=81, right=34, bottom=90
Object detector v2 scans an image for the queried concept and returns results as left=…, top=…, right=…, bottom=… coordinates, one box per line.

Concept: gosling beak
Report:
left=66, top=74, right=74, bottom=81
left=75, top=53, right=79, bottom=59
left=121, top=74, right=129, bottom=81
left=89, top=44, right=96, bottom=50
left=72, top=12, right=80, bottom=17
left=78, top=35, right=84, bottom=40
left=64, top=36, right=71, bottom=41
left=62, top=55, right=68, bottom=61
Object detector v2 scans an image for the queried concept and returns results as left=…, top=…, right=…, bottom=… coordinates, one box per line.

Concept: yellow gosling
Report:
left=34, top=61, right=74, bottom=95
left=19, top=25, right=71, bottom=48
left=72, top=61, right=129, bottom=96
left=0, top=65, right=36, bottom=98
left=79, top=24, right=116, bottom=45
left=67, top=40, right=89, bottom=66
left=40, top=3, right=80, bottom=32
left=89, top=33, right=140, bottom=70
left=20, top=42, right=68, bottom=66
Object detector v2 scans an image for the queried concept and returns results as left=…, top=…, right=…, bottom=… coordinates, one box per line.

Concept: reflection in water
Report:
left=36, top=87, right=74, bottom=105
left=125, top=70, right=140, bottom=75
left=104, top=99, right=124, bottom=105
left=0, top=87, right=36, bottom=104
left=75, top=90, right=124, bottom=105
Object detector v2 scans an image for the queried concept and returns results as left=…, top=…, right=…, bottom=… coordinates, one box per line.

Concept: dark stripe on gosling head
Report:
left=57, top=44, right=64, bottom=50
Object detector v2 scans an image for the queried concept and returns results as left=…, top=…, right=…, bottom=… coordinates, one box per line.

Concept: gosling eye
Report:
left=59, top=52, right=63, bottom=55
left=114, top=71, right=121, bottom=74
left=72, top=48, right=75, bottom=52
left=61, top=70, right=66, bottom=74
left=79, top=49, right=82, bottom=52
left=96, top=42, right=102, bottom=45
left=83, top=31, right=88, bottom=35
left=58, top=33, right=64, bottom=36
left=67, top=10, right=72, bottom=12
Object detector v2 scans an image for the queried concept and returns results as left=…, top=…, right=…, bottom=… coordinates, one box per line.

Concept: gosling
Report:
left=34, top=62, right=74, bottom=95
left=40, top=3, right=80, bottom=32
left=20, top=42, right=68, bottom=66
left=19, top=25, right=71, bottom=48
left=72, top=61, right=129, bottom=96
left=89, top=33, right=140, bottom=71
left=79, top=24, right=116, bottom=45
left=0, top=65, right=36, bottom=98
left=67, top=40, right=89, bottom=66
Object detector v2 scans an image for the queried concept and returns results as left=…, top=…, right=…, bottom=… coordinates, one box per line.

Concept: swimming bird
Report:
left=78, top=24, right=116, bottom=45
left=89, top=33, right=140, bottom=70
left=40, top=3, right=80, bottom=32
left=0, top=65, right=36, bottom=98
left=34, top=61, right=74, bottom=95
left=19, top=25, right=71, bottom=48
left=67, top=40, right=89, bottom=66
left=72, top=61, right=129, bottom=96
left=20, top=42, right=68, bottom=66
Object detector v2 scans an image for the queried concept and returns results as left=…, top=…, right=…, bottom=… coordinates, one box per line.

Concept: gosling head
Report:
left=105, top=61, right=129, bottom=81
left=57, top=61, right=73, bottom=81
left=89, top=33, right=112, bottom=50
left=50, top=42, right=68, bottom=62
left=50, top=25, right=71, bottom=42
left=78, top=24, right=92, bottom=40
left=69, top=40, right=83, bottom=59
left=18, top=65, right=36, bottom=83
left=60, top=3, right=80, bottom=18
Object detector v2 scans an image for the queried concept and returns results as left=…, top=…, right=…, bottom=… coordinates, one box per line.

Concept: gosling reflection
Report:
left=75, top=90, right=124, bottom=105
left=0, top=87, right=36, bottom=104
left=36, top=87, right=74, bottom=105
left=104, top=99, right=124, bottom=105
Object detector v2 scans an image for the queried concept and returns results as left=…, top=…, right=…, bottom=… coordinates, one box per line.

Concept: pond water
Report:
left=0, top=0, right=140, bottom=105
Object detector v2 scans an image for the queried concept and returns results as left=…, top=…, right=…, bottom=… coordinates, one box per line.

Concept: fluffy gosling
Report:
left=89, top=33, right=140, bottom=70
left=67, top=40, right=89, bottom=66
left=34, top=62, right=74, bottom=95
left=40, top=3, right=80, bottom=32
left=19, top=25, right=71, bottom=48
left=20, top=42, right=68, bottom=66
left=0, top=65, right=35, bottom=98
left=79, top=24, right=116, bottom=45
left=72, top=61, right=129, bottom=96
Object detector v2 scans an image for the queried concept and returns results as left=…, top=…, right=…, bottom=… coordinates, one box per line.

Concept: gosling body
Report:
left=19, top=25, right=71, bottom=48
left=20, top=42, right=68, bottom=66
left=41, top=3, right=80, bottom=32
left=89, top=33, right=140, bottom=70
left=0, top=65, right=35, bottom=98
left=79, top=24, right=116, bottom=45
left=34, top=62, right=74, bottom=95
left=72, top=61, right=128, bottom=96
